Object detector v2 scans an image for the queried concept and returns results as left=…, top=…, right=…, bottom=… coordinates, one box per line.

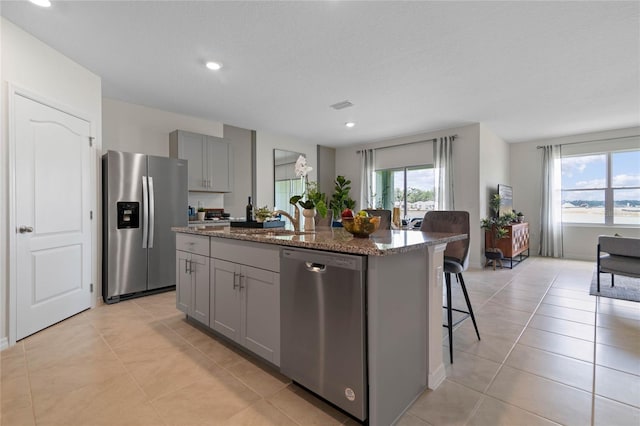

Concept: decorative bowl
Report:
left=342, top=216, right=381, bottom=238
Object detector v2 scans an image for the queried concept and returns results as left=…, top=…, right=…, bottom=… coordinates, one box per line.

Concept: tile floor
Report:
left=1, top=257, right=639, bottom=425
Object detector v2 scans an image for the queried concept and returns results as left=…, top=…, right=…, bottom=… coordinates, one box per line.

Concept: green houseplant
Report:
left=329, top=175, right=356, bottom=220
left=481, top=194, right=510, bottom=263
left=255, top=205, right=273, bottom=222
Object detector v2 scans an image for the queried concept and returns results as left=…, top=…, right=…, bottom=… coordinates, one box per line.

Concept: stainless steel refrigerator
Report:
left=102, top=150, right=187, bottom=304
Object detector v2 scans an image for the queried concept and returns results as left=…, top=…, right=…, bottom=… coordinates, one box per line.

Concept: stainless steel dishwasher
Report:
left=280, top=247, right=367, bottom=421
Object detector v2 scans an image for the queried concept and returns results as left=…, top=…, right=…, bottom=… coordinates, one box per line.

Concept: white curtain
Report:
left=539, top=145, right=563, bottom=257
left=434, top=136, right=455, bottom=210
left=360, top=149, right=376, bottom=209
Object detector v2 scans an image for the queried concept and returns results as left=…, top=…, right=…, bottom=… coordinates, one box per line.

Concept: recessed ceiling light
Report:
left=345, top=122, right=355, bottom=128
left=206, top=61, right=222, bottom=71
left=29, top=0, right=51, bottom=6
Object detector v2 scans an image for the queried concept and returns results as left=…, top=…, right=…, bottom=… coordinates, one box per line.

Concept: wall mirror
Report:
left=273, top=149, right=304, bottom=217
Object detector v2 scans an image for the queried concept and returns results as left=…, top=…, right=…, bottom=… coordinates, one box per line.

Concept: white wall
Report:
left=478, top=123, right=510, bottom=261
left=0, top=18, right=102, bottom=346
left=335, top=124, right=485, bottom=266
left=255, top=131, right=318, bottom=209
left=510, top=126, right=640, bottom=260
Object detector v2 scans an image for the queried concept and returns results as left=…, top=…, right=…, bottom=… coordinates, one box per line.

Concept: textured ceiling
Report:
left=1, top=1, right=638, bottom=146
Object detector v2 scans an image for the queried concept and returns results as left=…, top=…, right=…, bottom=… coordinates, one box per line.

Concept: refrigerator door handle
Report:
left=148, top=176, right=155, bottom=248
left=142, top=176, right=149, bottom=248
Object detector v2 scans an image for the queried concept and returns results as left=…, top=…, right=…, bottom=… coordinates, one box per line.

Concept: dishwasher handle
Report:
left=305, top=262, right=326, bottom=273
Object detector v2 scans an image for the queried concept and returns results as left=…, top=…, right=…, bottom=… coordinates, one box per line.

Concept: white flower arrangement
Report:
left=294, top=155, right=313, bottom=178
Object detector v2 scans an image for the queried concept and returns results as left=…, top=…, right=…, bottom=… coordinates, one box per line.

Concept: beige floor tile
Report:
left=151, top=372, right=261, bottom=425
left=596, top=342, right=640, bottom=376
left=28, top=354, right=125, bottom=399
left=121, top=345, right=219, bottom=400
left=594, top=395, right=640, bottom=426
left=469, top=313, right=526, bottom=341
left=595, top=365, right=640, bottom=407
left=597, top=311, right=640, bottom=331
left=23, top=322, right=101, bottom=354
left=546, top=287, right=595, bottom=302
left=444, top=350, right=501, bottom=393
left=476, top=301, right=533, bottom=326
left=551, top=279, right=592, bottom=293
left=104, top=320, right=189, bottom=355
left=542, top=294, right=596, bottom=312
left=505, top=344, right=593, bottom=391
left=226, top=358, right=290, bottom=398
left=597, top=325, right=640, bottom=351
left=31, top=372, right=164, bottom=426
left=535, top=303, right=596, bottom=325
left=395, top=412, right=433, bottom=426
left=268, top=384, right=348, bottom=425
left=0, top=342, right=25, bottom=360
left=597, top=302, right=640, bottom=321
left=222, top=399, right=298, bottom=426
left=24, top=329, right=115, bottom=373
left=1, top=396, right=36, bottom=426
left=486, top=365, right=592, bottom=425
left=408, top=380, right=482, bottom=426
left=528, top=314, right=595, bottom=341
left=495, top=286, right=547, bottom=302
left=518, top=328, right=594, bottom=363
left=453, top=331, right=516, bottom=364
left=487, top=293, right=541, bottom=313
left=467, top=396, right=559, bottom=426
left=192, top=335, right=246, bottom=368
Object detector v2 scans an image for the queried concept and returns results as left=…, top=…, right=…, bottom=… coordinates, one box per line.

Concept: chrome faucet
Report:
left=274, top=209, right=300, bottom=232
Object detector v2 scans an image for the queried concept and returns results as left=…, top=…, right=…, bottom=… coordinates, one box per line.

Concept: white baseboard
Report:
left=0, top=337, right=8, bottom=351
left=428, top=363, right=446, bottom=390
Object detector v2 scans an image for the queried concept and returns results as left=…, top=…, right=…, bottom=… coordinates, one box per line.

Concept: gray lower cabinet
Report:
left=175, top=234, right=210, bottom=325
left=210, top=258, right=280, bottom=366
left=176, top=250, right=210, bottom=325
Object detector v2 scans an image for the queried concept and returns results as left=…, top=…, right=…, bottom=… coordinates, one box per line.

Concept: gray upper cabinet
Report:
left=170, top=129, right=233, bottom=192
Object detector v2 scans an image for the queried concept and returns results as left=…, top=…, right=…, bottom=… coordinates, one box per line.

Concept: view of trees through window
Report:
left=375, top=165, right=435, bottom=220
left=561, top=150, right=640, bottom=225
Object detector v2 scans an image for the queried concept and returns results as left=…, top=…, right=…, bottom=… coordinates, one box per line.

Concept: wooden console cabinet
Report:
left=485, top=222, right=529, bottom=268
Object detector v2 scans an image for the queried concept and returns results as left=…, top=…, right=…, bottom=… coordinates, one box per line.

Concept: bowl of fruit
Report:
left=341, top=209, right=381, bottom=238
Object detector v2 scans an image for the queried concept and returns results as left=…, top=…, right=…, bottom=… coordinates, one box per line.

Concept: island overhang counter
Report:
left=172, top=226, right=466, bottom=426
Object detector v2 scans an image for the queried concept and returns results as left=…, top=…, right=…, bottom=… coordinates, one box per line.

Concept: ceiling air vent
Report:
left=330, top=100, right=354, bottom=110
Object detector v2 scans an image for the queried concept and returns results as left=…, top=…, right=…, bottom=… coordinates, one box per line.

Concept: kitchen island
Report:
left=172, top=226, right=466, bottom=426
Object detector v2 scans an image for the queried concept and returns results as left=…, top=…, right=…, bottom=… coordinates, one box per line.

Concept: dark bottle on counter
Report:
left=246, top=196, right=253, bottom=222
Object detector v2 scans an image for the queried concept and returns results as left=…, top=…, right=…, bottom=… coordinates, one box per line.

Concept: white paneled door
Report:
left=14, top=94, right=92, bottom=340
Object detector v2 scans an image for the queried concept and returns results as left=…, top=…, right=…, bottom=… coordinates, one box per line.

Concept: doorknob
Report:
left=18, top=226, right=33, bottom=233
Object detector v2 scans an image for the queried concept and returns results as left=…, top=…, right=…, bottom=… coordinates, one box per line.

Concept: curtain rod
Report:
left=356, top=135, right=457, bottom=154
left=536, top=134, right=638, bottom=149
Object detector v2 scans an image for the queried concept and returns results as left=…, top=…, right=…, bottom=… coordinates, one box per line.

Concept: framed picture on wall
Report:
left=498, top=184, right=513, bottom=216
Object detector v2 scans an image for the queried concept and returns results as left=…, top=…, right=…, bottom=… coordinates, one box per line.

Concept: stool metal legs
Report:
left=443, top=272, right=481, bottom=364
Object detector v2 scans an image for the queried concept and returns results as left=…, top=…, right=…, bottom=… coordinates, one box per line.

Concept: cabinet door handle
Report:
left=233, top=272, right=239, bottom=289
left=185, top=259, right=189, bottom=274
left=239, top=274, right=245, bottom=290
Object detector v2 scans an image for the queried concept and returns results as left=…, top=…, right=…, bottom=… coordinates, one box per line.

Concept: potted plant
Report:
left=255, top=205, right=273, bottom=223
left=197, top=207, right=206, bottom=221
left=481, top=194, right=510, bottom=267
left=516, top=211, right=524, bottom=223
left=329, top=175, right=356, bottom=225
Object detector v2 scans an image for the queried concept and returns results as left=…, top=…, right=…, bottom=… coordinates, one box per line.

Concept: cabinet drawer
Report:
left=176, top=233, right=209, bottom=256
left=210, top=238, right=279, bottom=272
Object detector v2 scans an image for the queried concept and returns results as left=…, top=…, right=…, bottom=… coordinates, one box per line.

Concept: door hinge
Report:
left=90, top=283, right=94, bottom=293
left=88, top=136, right=94, bottom=147
left=90, top=210, right=93, bottom=219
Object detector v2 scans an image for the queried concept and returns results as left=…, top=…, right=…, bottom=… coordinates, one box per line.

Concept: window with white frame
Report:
left=561, top=149, right=640, bottom=225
